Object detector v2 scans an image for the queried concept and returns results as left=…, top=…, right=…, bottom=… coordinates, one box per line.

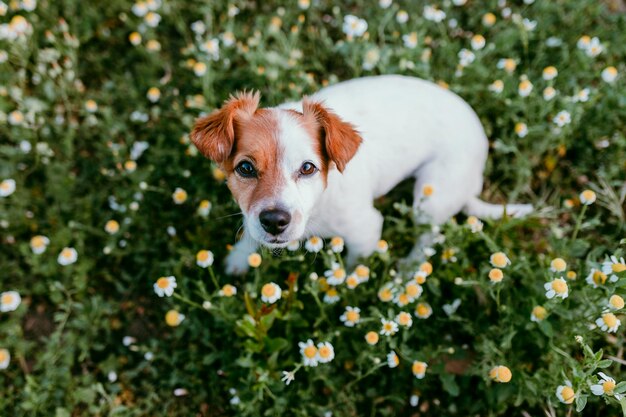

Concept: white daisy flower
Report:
left=423, top=5, right=446, bottom=22
left=542, top=66, right=558, bottom=80
left=0, top=291, right=21, bottom=312
left=579, top=189, right=596, bottom=205
left=395, top=311, right=413, bottom=328
left=219, top=284, right=237, bottom=297
left=543, top=86, right=557, bottom=101
left=556, top=381, right=575, bottom=404
left=380, top=318, right=399, bottom=336
left=0, top=348, right=10, bottom=370
left=387, top=351, right=400, bottom=368
left=458, top=49, right=475, bottom=67
left=0, top=179, right=16, bottom=197
left=342, top=15, right=368, bottom=38
left=324, top=262, right=346, bottom=286
left=323, top=288, right=340, bottom=304
left=172, top=187, right=187, bottom=204
left=544, top=278, right=569, bottom=299
left=154, top=276, right=177, bottom=297
left=379, top=0, right=392, bottom=8
left=514, top=122, right=528, bottom=138
left=490, top=252, right=511, bottom=268
left=305, top=236, right=323, bottom=253
left=471, top=35, right=486, bottom=50
left=415, top=302, right=433, bottom=319
left=585, top=37, right=603, bottom=57
left=550, top=258, right=567, bottom=273
left=402, top=32, right=418, bottom=49
left=591, top=372, right=621, bottom=399
left=518, top=79, right=533, bottom=97
left=30, top=235, right=50, bottom=254
left=412, top=361, right=428, bottom=379
left=586, top=268, right=610, bottom=288
left=299, top=339, right=319, bottom=367
left=330, top=236, right=344, bottom=253
left=601, top=66, right=618, bottom=83
left=396, top=10, right=409, bottom=24
left=602, top=256, right=626, bottom=281
left=339, top=306, right=361, bottom=327
left=488, top=80, right=504, bottom=94
left=530, top=306, right=548, bottom=322
left=261, top=282, right=282, bottom=304
left=281, top=370, right=295, bottom=385
left=466, top=216, right=484, bottom=233
left=57, top=247, right=78, bottom=266
left=353, top=265, right=370, bottom=283
left=196, top=250, right=214, bottom=268
left=317, top=342, right=335, bottom=363
left=608, top=295, right=625, bottom=310
left=595, top=313, right=620, bottom=333
left=286, top=240, right=300, bottom=251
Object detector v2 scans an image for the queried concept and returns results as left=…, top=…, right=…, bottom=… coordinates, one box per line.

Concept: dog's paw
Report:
left=507, top=203, right=533, bottom=218
left=224, top=249, right=250, bottom=275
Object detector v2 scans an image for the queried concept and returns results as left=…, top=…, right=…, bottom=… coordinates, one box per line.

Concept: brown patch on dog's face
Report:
left=223, top=109, right=283, bottom=213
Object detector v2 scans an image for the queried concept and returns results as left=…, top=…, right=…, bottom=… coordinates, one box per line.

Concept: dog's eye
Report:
left=299, top=162, right=318, bottom=176
left=235, top=161, right=257, bottom=178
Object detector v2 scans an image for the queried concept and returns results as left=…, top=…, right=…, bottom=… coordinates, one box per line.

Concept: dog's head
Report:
left=191, top=91, right=362, bottom=248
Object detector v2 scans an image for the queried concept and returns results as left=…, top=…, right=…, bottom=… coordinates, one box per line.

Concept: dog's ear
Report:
left=302, top=99, right=362, bottom=173
left=191, top=91, right=260, bottom=163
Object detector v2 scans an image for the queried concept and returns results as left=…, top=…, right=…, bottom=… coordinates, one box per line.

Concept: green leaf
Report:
left=439, top=373, right=460, bottom=397
left=615, top=381, right=626, bottom=394
left=575, top=394, right=587, bottom=412
left=597, top=359, right=613, bottom=368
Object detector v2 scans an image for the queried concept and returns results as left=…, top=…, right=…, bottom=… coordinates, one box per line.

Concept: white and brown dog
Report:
left=191, top=75, right=531, bottom=274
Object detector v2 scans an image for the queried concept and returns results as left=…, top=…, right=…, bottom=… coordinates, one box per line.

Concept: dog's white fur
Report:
left=194, top=75, right=532, bottom=274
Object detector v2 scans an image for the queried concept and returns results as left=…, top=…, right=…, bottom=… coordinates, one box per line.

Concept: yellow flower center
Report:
left=346, top=311, right=359, bottom=322
left=398, top=313, right=411, bottom=325
left=199, top=200, right=210, bottom=209
left=346, top=276, right=358, bottom=287
left=504, top=59, right=516, bottom=72
left=605, top=66, right=617, bottom=76
left=566, top=271, right=577, bottom=280
left=603, top=313, right=618, bottom=328
left=365, top=331, right=379, bottom=345
left=383, top=323, right=394, bottom=332
left=165, top=310, right=181, bottom=326
left=581, top=190, right=595, bottom=202
left=261, top=284, right=276, bottom=298
left=156, top=278, right=170, bottom=289
left=61, top=248, right=73, bottom=259
left=309, top=237, right=320, bottom=245
left=561, top=386, right=575, bottom=403
left=222, top=285, right=235, bottom=297
left=1, top=293, right=14, bottom=305
left=416, top=304, right=430, bottom=317
left=489, top=268, right=504, bottom=282
left=602, top=380, right=616, bottom=393
left=0, top=350, right=7, bottom=362
left=515, top=123, right=526, bottom=134
left=397, top=293, right=409, bottom=305
left=612, top=263, right=626, bottom=273
left=326, top=288, right=338, bottom=297
left=579, top=35, right=591, bottom=45
left=31, top=236, right=45, bottom=248
left=420, top=262, right=433, bottom=275
left=377, top=240, right=388, bottom=250
left=303, top=345, right=317, bottom=358
left=174, top=190, right=187, bottom=202
left=593, top=270, right=607, bottom=285
left=379, top=288, right=393, bottom=302
left=551, top=258, right=566, bottom=271
left=552, top=280, right=567, bottom=294
left=318, top=346, right=331, bottom=358
left=333, top=269, right=345, bottom=279
left=493, top=366, right=512, bottom=382
left=543, top=66, right=557, bottom=76
left=491, top=253, right=507, bottom=268
left=483, top=13, right=496, bottom=25
left=248, top=253, right=262, bottom=268
left=197, top=250, right=209, bottom=262
left=406, top=283, right=420, bottom=297
left=212, top=167, right=226, bottom=181
left=412, top=361, right=426, bottom=375
left=355, top=265, right=369, bottom=278
left=331, top=237, right=343, bottom=247
left=532, top=306, right=547, bottom=320
left=422, top=185, right=434, bottom=197
left=610, top=295, right=625, bottom=310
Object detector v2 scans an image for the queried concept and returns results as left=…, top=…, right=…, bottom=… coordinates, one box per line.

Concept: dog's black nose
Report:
left=259, top=209, right=291, bottom=235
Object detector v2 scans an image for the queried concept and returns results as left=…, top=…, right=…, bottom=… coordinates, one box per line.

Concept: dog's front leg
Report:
left=342, top=207, right=384, bottom=268
left=224, top=230, right=258, bottom=275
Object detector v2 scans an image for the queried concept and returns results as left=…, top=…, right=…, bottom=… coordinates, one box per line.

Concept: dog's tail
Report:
left=463, top=197, right=533, bottom=219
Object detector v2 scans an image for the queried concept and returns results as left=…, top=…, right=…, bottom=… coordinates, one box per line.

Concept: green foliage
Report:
left=1, top=0, right=626, bottom=416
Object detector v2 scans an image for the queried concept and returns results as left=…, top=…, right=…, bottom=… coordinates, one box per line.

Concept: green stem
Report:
left=208, top=266, right=220, bottom=290
left=572, top=205, right=588, bottom=241
left=173, top=292, right=204, bottom=309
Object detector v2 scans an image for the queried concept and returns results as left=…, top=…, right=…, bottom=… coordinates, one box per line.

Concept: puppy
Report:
left=191, top=75, right=532, bottom=274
